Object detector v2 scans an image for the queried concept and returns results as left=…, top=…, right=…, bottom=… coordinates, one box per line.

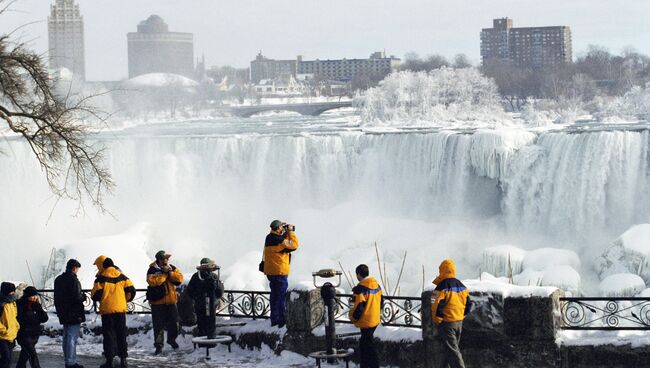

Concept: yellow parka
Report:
left=349, top=276, right=382, bottom=329
left=431, top=259, right=471, bottom=326
left=0, top=299, right=19, bottom=342
left=263, top=231, right=299, bottom=276
left=91, top=256, right=136, bottom=315
left=146, top=261, right=184, bottom=305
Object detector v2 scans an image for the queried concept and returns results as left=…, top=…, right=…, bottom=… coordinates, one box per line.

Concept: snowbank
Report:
left=599, top=273, right=646, bottom=297
left=464, top=279, right=558, bottom=298
left=540, top=265, right=581, bottom=294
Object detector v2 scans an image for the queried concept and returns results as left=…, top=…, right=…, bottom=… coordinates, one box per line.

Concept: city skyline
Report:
left=1, top=0, right=648, bottom=81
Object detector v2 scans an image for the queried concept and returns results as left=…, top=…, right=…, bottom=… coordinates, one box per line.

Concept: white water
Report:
left=1, top=113, right=649, bottom=294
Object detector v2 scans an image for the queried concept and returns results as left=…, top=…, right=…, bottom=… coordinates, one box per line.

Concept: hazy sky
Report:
left=1, top=0, right=648, bottom=81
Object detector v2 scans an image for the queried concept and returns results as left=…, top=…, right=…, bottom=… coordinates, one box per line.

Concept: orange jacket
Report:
left=91, top=256, right=136, bottom=315
left=349, top=277, right=382, bottom=329
left=263, top=231, right=299, bottom=276
left=431, top=259, right=471, bottom=326
left=146, top=262, right=184, bottom=305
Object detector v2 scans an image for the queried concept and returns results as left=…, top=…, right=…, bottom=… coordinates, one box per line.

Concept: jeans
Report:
left=63, top=324, right=81, bottom=366
left=0, top=340, right=13, bottom=368
left=101, top=313, right=128, bottom=359
left=359, top=326, right=379, bottom=368
left=267, top=275, right=288, bottom=326
left=151, top=304, right=179, bottom=349
left=16, top=336, right=41, bottom=368
left=437, top=321, right=465, bottom=368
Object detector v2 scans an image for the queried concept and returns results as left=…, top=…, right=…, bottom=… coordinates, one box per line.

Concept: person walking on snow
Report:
left=186, top=258, right=224, bottom=338
left=349, top=264, right=382, bottom=368
left=431, top=259, right=472, bottom=368
left=91, top=256, right=136, bottom=368
left=263, top=220, right=299, bottom=328
left=15, top=286, right=48, bottom=368
left=54, top=259, right=86, bottom=368
left=0, top=282, right=19, bottom=368
left=146, top=250, right=184, bottom=355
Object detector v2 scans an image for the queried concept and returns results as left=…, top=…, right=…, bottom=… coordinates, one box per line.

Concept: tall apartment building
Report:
left=48, top=0, right=85, bottom=79
left=250, top=51, right=400, bottom=84
left=249, top=52, right=297, bottom=84
left=298, top=52, right=401, bottom=82
left=127, top=15, right=194, bottom=79
left=481, top=18, right=572, bottom=68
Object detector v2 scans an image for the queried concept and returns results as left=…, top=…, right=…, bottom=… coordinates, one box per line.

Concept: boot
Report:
left=168, top=341, right=179, bottom=350
left=119, top=357, right=127, bottom=368
left=99, top=357, right=113, bottom=368
left=154, top=346, right=162, bottom=355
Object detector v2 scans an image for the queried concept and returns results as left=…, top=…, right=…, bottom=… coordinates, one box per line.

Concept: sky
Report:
left=1, top=0, right=649, bottom=81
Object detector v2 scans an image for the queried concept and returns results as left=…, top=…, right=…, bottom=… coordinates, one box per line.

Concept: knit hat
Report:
left=270, top=220, right=283, bottom=230
left=0, top=282, right=16, bottom=296
left=23, top=286, right=39, bottom=298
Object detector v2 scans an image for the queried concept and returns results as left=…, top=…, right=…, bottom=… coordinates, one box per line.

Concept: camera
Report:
left=282, top=223, right=295, bottom=232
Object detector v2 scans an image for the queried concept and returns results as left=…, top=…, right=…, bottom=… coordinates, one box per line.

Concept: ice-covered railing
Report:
left=560, top=297, right=650, bottom=330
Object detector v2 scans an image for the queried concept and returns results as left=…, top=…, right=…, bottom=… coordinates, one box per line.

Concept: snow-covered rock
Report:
left=522, top=248, right=581, bottom=271
left=481, top=245, right=526, bottom=277
left=599, top=273, right=646, bottom=297
left=512, top=269, right=545, bottom=287
left=540, top=265, right=581, bottom=294
left=595, top=224, right=650, bottom=283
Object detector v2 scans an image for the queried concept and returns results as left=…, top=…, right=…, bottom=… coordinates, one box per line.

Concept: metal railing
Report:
left=37, top=289, right=421, bottom=328
left=560, top=297, right=650, bottom=330
left=335, top=294, right=422, bottom=328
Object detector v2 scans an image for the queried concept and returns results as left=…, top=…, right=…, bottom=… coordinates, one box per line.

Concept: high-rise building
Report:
left=127, top=15, right=194, bottom=79
left=48, top=0, right=85, bottom=79
left=481, top=18, right=572, bottom=68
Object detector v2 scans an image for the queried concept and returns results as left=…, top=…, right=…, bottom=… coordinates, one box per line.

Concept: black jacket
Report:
left=186, top=271, right=224, bottom=312
left=16, top=298, right=48, bottom=338
left=53, top=271, right=86, bottom=325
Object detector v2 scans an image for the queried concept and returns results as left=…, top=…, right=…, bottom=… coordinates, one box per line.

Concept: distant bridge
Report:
left=228, top=101, right=353, bottom=117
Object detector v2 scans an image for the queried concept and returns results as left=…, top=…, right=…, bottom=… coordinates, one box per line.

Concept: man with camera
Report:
left=146, top=250, right=184, bottom=355
left=262, top=220, right=299, bottom=328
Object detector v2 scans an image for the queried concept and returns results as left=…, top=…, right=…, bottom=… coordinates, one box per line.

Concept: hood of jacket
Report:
left=0, top=293, right=16, bottom=304
left=98, top=265, right=122, bottom=278
left=432, top=259, right=457, bottom=285
left=94, top=255, right=108, bottom=274
left=359, top=276, right=380, bottom=290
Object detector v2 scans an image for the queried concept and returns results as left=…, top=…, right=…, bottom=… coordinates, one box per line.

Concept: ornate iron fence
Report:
left=36, top=289, right=419, bottom=327
left=334, top=294, right=422, bottom=328
left=560, top=297, right=650, bottom=330
left=216, top=290, right=271, bottom=319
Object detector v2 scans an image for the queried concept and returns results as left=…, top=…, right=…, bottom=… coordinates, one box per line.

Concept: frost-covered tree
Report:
left=357, top=68, right=506, bottom=126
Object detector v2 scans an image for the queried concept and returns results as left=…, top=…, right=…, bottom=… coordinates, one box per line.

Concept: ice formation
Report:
left=599, top=273, right=646, bottom=297
left=481, top=245, right=526, bottom=277
left=595, top=224, right=650, bottom=283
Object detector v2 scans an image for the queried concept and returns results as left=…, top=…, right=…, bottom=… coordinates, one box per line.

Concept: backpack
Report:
left=177, top=286, right=197, bottom=327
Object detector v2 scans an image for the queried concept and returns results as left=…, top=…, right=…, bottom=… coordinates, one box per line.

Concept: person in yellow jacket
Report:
left=431, top=259, right=472, bottom=368
left=91, top=256, right=136, bottom=368
left=349, top=264, right=382, bottom=368
left=146, top=250, right=184, bottom=355
left=0, top=282, right=19, bottom=368
left=263, top=220, right=299, bottom=327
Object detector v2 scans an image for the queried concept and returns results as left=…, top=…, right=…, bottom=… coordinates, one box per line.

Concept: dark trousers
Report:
left=195, top=307, right=216, bottom=338
left=437, top=321, right=465, bottom=368
left=151, top=304, right=179, bottom=348
left=267, top=275, right=288, bottom=326
left=101, top=313, right=128, bottom=359
left=359, top=326, right=379, bottom=368
left=0, top=340, right=12, bottom=368
left=16, top=336, right=40, bottom=368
